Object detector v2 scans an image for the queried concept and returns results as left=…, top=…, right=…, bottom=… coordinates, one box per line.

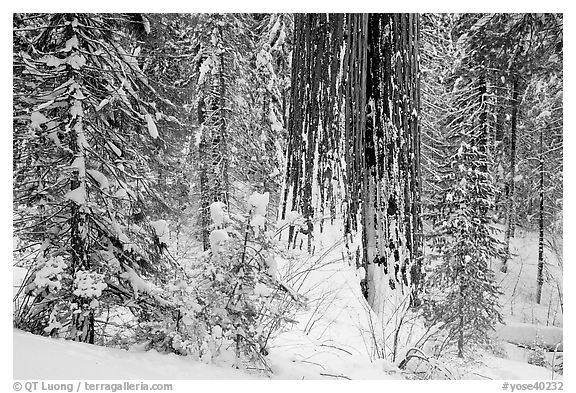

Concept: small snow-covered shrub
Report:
left=528, top=346, right=546, bottom=368
left=13, top=218, right=173, bottom=343
left=130, top=193, right=303, bottom=370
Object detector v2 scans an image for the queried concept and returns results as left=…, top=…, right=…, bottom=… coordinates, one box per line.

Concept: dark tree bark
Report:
left=536, top=124, right=545, bottom=304
left=61, top=16, right=93, bottom=343
left=477, top=72, right=489, bottom=175
left=502, top=77, right=520, bottom=273
left=284, top=13, right=422, bottom=312
left=344, top=14, right=422, bottom=311
left=284, top=13, right=344, bottom=253
left=197, top=95, right=210, bottom=250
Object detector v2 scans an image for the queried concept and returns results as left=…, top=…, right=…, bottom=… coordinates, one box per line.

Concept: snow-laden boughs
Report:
left=144, top=113, right=159, bottom=139
left=424, top=141, right=504, bottom=358
left=444, top=14, right=563, bottom=274
left=126, top=195, right=304, bottom=371
left=150, top=220, right=170, bottom=245
left=209, top=201, right=229, bottom=229
left=13, top=13, right=173, bottom=343
left=209, top=229, right=229, bottom=254
left=248, top=191, right=269, bottom=237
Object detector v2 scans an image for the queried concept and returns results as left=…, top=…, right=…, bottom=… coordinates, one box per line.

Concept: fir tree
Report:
left=13, top=13, right=171, bottom=342
left=425, top=139, right=504, bottom=358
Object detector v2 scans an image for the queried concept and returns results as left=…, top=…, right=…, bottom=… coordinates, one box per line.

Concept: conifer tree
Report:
left=13, top=13, right=170, bottom=342
left=425, top=140, right=503, bottom=358
left=423, top=14, right=505, bottom=356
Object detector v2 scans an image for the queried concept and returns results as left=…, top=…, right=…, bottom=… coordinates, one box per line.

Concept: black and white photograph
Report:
left=11, top=8, right=565, bottom=386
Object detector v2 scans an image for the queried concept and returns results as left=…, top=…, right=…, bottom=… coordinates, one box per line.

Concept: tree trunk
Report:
left=359, top=14, right=422, bottom=312
left=69, top=112, right=93, bottom=343
left=502, top=77, right=520, bottom=273
left=66, top=18, right=93, bottom=343
left=197, top=96, right=210, bottom=251
left=217, top=25, right=230, bottom=208
left=284, top=14, right=344, bottom=251
left=197, top=23, right=230, bottom=249
left=536, top=125, right=545, bottom=304
left=284, top=13, right=422, bottom=313
left=478, top=72, right=489, bottom=175
left=458, top=285, right=465, bottom=358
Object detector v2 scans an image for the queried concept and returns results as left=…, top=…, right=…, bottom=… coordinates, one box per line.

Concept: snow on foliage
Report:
left=138, top=187, right=303, bottom=367
left=111, top=221, right=139, bottom=254
left=64, top=35, right=79, bottom=52
left=64, top=185, right=86, bottom=205
left=73, top=270, right=107, bottom=298
left=87, top=169, right=110, bottom=190
left=248, top=191, right=269, bottom=216
left=256, top=45, right=273, bottom=71
left=67, top=53, right=86, bottom=70
left=30, top=111, right=48, bottom=130
left=536, top=110, right=551, bottom=121
left=41, top=54, right=66, bottom=68
left=211, top=325, right=223, bottom=339
left=114, top=188, right=129, bottom=201
left=33, top=256, right=67, bottom=293
left=198, top=56, right=213, bottom=85
left=357, top=266, right=366, bottom=281
left=285, top=210, right=301, bottom=223
left=247, top=192, right=270, bottom=237
left=194, top=125, right=203, bottom=147
left=150, top=219, right=170, bottom=245
left=254, top=282, right=272, bottom=297
left=46, top=130, right=63, bottom=148
left=268, top=109, right=283, bottom=132
left=70, top=100, right=84, bottom=118
left=209, top=229, right=229, bottom=254
left=119, top=266, right=165, bottom=303
left=96, top=98, right=109, bottom=111
left=209, top=201, right=228, bottom=228
left=107, top=140, right=122, bottom=157
left=70, top=156, right=85, bottom=174
left=265, top=255, right=278, bottom=278
left=145, top=113, right=159, bottom=139
left=142, top=16, right=151, bottom=34
left=250, top=214, right=266, bottom=237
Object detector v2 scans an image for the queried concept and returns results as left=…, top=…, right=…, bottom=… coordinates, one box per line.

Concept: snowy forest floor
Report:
left=13, top=222, right=562, bottom=380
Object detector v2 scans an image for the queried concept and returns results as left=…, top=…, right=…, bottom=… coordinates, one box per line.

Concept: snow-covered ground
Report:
left=13, top=329, right=252, bottom=380
left=494, top=226, right=563, bottom=328
left=13, top=221, right=562, bottom=380
left=268, top=221, right=563, bottom=380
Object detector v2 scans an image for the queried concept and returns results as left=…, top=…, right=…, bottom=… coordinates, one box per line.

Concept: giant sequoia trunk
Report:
left=356, top=14, right=422, bottom=312
left=285, top=13, right=422, bottom=313
left=284, top=14, right=344, bottom=253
